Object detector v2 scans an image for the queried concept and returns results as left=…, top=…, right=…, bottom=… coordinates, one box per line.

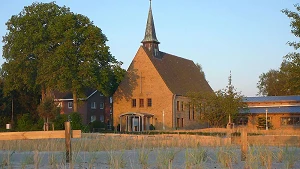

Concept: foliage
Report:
left=68, top=112, right=84, bottom=130
left=90, top=120, right=107, bottom=129
left=149, top=124, right=155, bottom=130
left=257, top=4, right=300, bottom=96
left=37, top=97, right=60, bottom=122
left=2, top=2, right=70, bottom=96
left=2, top=2, right=124, bottom=114
left=195, top=63, right=206, bottom=80
left=16, top=113, right=43, bottom=131
left=0, top=116, right=11, bottom=129
left=257, top=68, right=287, bottom=96
left=257, top=117, right=273, bottom=130
left=0, top=78, right=12, bottom=117
left=188, top=73, right=246, bottom=127
left=52, top=112, right=84, bottom=130
left=53, top=114, right=67, bottom=130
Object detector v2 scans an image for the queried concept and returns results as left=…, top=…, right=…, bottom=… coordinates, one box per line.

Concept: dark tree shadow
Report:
left=113, top=61, right=139, bottom=103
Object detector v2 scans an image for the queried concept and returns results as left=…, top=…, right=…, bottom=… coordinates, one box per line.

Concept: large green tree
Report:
left=257, top=68, right=287, bottom=96
left=257, top=4, right=300, bottom=96
left=2, top=2, right=124, bottom=113
left=2, top=2, right=70, bottom=99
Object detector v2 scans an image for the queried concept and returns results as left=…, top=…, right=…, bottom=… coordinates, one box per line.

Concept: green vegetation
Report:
left=0, top=2, right=125, bottom=128
left=188, top=72, right=246, bottom=127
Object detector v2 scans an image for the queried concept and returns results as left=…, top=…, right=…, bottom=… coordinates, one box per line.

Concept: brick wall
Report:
left=113, top=46, right=174, bottom=130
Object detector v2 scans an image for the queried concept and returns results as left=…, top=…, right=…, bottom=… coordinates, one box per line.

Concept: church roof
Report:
left=141, top=1, right=159, bottom=44
left=142, top=46, right=213, bottom=96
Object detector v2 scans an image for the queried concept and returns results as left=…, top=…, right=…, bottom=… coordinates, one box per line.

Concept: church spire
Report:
left=142, top=0, right=160, bottom=55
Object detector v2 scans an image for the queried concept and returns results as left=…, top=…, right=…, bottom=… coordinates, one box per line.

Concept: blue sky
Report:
left=0, top=0, right=298, bottom=96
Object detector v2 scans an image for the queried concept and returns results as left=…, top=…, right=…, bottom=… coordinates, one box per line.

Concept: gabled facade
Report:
left=242, top=96, right=300, bottom=129
left=53, top=89, right=112, bottom=126
left=113, top=1, right=213, bottom=131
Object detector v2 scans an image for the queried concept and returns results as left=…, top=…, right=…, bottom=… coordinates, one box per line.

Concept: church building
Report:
left=113, top=1, right=213, bottom=131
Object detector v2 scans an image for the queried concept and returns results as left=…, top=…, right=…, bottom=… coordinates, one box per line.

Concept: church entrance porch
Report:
left=119, top=112, right=154, bottom=132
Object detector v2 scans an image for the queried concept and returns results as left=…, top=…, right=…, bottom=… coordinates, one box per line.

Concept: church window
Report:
left=140, top=99, right=144, bottom=107
left=147, top=98, right=152, bottom=107
left=132, top=99, right=136, bottom=107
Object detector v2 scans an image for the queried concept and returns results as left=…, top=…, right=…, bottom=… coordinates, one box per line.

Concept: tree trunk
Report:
left=73, top=91, right=78, bottom=112
left=41, top=87, right=46, bottom=102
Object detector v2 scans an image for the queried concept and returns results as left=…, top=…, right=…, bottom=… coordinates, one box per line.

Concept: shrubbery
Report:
left=16, top=113, right=43, bottom=131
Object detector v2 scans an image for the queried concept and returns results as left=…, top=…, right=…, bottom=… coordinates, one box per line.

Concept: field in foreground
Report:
left=1, top=146, right=300, bottom=169
left=0, top=131, right=300, bottom=168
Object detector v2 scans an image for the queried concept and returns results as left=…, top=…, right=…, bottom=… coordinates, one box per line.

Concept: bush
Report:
left=91, top=120, right=107, bottom=129
left=16, top=113, right=43, bottom=131
left=149, top=124, right=155, bottom=130
left=53, top=114, right=68, bottom=130
left=69, top=112, right=84, bottom=130
left=53, top=112, right=84, bottom=130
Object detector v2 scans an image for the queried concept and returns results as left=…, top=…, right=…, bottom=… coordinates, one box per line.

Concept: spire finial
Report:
left=141, top=0, right=160, bottom=46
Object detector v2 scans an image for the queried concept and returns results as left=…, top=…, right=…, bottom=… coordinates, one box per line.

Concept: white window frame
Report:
left=100, top=115, right=104, bottom=122
left=91, top=102, right=96, bottom=109
left=68, top=102, right=73, bottom=109
left=100, top=102, right=104, bottom=109
left=91, top=115, right=96, bottom=122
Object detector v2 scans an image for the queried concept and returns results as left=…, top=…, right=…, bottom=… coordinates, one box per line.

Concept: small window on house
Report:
left=140, top=99, right=144, bottom=107
left=177, top=101, right=180, bottom=111
left=192, top=104, right=195, bottom=120
left=181, top=101, right=184, bottom=111
left=280, top=117, right=300, bottom=126
left=132, top=99, right=136, bottom=107
left=100, top=93, right=103, bottom=96
left=147, top=98, right=152, bottom=107
left=100, top=102, right=104, bottom=109
left=68, top=102, right=73, bottom=109
left=110, top=97, right=113, bottom=103
left=91, top=115, right=96, bottom=122
left=100, top=115, right=104, bottom=122
left=188, top=103, right=191, bottom=120
left=91, top=102, right=96, bottom=109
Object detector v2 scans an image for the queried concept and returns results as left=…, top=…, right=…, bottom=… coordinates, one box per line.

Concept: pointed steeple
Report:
left=142, top=0, right=160, bottom=56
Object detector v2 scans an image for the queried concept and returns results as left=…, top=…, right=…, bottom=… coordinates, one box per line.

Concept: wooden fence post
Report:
left=241, top=129, right=247, bottom=161
left=65, top=121, right=71, bottom=163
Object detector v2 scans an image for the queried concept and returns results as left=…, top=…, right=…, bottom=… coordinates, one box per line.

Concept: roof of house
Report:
left=243, top=96, right=300, bottom=103
left=242, top=106, right=300, bottom=114
left=53, top=88, right=97, bottom=100
left=142, top=46, right=213, bottom=96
